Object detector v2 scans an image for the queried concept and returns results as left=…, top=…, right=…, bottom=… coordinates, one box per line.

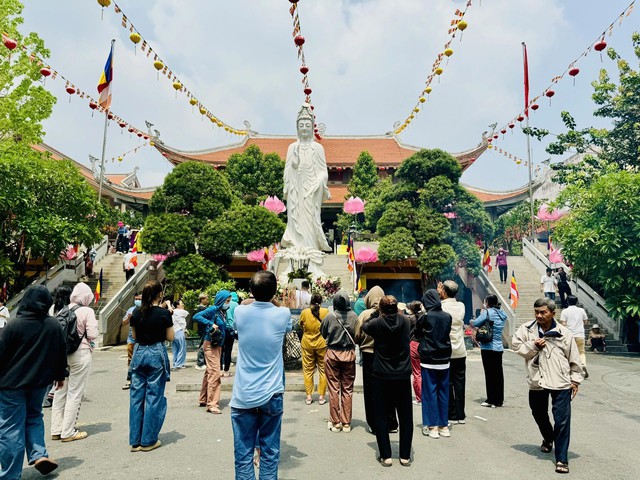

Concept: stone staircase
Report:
left=486, top=254, right=624, bottom=353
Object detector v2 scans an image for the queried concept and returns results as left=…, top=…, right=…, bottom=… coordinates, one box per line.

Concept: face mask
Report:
left=221, top=304, right=230, bottom=310
left=134, top=300, right=142, bottom=307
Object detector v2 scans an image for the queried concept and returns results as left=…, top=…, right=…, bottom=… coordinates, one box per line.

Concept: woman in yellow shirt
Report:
left=299, top=293, right=329, bottom=405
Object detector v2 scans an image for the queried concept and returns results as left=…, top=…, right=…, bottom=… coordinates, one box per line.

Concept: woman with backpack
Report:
left=129, top=281, right=174, bottom=451
left=473, top=294, right=508, bottom=408
left=299, top=293, right=329, bottom=405
left=193, top=290, right=231, bottom=414
left=51, top=282, right=99, bottom=442
left=320, top=290, right=358, bottom=433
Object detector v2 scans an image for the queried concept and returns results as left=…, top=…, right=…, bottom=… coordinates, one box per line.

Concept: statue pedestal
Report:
left=277, top=247, right=327, bottom=285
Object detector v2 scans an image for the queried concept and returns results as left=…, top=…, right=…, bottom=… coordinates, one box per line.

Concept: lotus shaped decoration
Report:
left=355, top=247, right=378, bottom=264
left=247, top=248, right=274, bottom=263
left=259, top=196, right=286, bottom=214
left=535, top=204, right=568, bottom=222
left=343, top=196, right=366, bottom=214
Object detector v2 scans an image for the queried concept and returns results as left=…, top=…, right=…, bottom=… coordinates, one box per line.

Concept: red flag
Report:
left=522, top=42, right=530, bottom=117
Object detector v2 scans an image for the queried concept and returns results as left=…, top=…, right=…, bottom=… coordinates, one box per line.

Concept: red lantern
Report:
left=300, top=65, right=309, bottom=75
left=289, top=0, right=299, bottom=3
left=493, top=134, right=498, bottom=139
left=500, top=129, right=506, bottom=135
left=107, top=112, right=114, bottom=120
left=594, top=40, right=607, bottom=52
left=517, top=115, right=524, bottom=122
left=310, top=105, right=315, bottom=110
left=40, top=67, right=51, bottom=77
left=294, top=35, right=305, bottom=47
left=89, top=101, right=98, bottom=116
left=304, top=87, right=312, bottom=95
left=569, top=67, right=579, bottom=85
left=3, top=37, right=17, bottom=50
left=531, top=103, right=539, bottom=111
left=65, top=86, right=76, bottom=95
left=508, top=123, right=515, bottom=129
left=119, top=121, right=126, bottom=128
left=487, top=138, right=492, bottom=143
left=128, top=127, right=134, bottom=133
left=545, top=90, right=555, bottom=98
left=162, top=152, right=167, bottom=157
left=137, top=132, right=143, bottom=137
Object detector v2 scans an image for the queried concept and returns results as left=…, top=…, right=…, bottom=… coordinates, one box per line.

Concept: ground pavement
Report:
left=23, top=347, right=640, bottom=480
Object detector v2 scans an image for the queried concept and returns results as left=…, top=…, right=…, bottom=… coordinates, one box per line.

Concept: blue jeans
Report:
left=0, top=387, right=48, bottom=479
left=544, top=292, right=556, bottom=300
left=421, top=367, right=450, bottom=427
left=129, top=343, right=169, bottom=447
left=231, top=393, right=283, bottom=480
left=172, top=330, right=187, bottom=368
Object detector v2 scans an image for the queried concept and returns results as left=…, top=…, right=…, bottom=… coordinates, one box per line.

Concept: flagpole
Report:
left=522, top=42, right=535, bottom=237
left=97, top=39, right=115, bottom=204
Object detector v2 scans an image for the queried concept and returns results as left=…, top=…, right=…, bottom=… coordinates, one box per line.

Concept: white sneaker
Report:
left=457, top=419, right=466, bottom=424
left=481, top=402, right=496, bottom=408
left=422, top=426, right=439, bottom=439
left=195, top=365, right=206, bottom=370
left=438, top=426, right=451, bottom=437
left=448, top=419, right=458, bottom=425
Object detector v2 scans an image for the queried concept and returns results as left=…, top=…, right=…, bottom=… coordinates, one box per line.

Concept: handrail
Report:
left=5, top=262, right=66, bottom=314
left=521, top=237, right=620, bottom=340
left=92, top=235, right=110, bottom=266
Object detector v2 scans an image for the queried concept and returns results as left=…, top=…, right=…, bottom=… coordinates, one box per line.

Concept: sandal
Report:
left=540, top=440, right=553, bottom=453
left=378, top=457, right=392, bottom=467
left=305, top=398, right=313, bottom=405
left=399, top=458, right=411, bottom=467
left=206, top=407, right=222, bottom=414
left=555, top=462, right=569, bottom=474
left=318, top=397, right=326, bottom=405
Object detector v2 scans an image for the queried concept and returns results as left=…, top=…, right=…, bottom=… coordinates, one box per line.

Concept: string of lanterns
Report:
left=490, top=0, right=636, bottom=148
left=111, top=142, right=149, bottom=163
left=97, top=0, right=248, bottom=136
left=288, top=0, right=323, bottom=140
left=1, top=31, right=148, bottom=140
left=487, top=144, right=528, bottom=167
left=394, top=0, right=473, bottom=136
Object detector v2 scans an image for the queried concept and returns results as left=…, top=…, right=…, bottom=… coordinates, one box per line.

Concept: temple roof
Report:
left=153, top=134, right=488, bottom=173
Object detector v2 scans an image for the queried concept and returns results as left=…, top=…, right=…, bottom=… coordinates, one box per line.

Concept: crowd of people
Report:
left=0, top=270, right=587, bottom=478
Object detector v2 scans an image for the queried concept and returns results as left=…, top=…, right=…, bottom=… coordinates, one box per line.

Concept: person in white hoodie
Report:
left=51, top=282, right=99, bottom=442
left=438, top=280, right=467, bottom=424
left=171, top=300, right=189, bottom=369
left=512, top=297, right=584, bottom=475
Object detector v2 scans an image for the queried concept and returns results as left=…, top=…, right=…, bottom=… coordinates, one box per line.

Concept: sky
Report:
left=18, top=0, right=640, bottom=192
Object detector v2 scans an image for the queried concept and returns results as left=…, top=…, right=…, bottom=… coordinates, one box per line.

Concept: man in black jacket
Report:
left=0, top=285, right=68, bottom=478
left=416, top=289, right=452, bottom=439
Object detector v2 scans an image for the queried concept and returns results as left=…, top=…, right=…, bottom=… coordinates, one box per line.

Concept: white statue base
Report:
left=276, top=247, right=327, bottom=285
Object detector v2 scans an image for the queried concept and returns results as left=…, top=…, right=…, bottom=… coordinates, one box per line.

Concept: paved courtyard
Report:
left=23, top=347, right=640, bottom=480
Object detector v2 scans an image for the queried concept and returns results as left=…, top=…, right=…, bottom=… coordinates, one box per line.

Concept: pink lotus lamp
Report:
left=355, top=247, right=378, bottom=264
left=343, top=196, right=365, bottom=214
left=259, top=196, right=286, bottom=214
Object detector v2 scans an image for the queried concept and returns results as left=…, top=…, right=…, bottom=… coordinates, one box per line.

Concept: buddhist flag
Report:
left=346, top=235, right=355, bottom=272
left=131, top=246, right=138, bottom=267
left=510, top=271, right=519, bottom=309
left=482, top=244, right=492, bottom=273
left=97, top=42, right=114, bottom=109
left=95, top=268, right=103, bottom=302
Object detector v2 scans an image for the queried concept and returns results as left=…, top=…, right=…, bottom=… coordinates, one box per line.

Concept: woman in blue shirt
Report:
left=473, top=294, right=507, bottom=408
left=193, top=290, right=231, bottom=414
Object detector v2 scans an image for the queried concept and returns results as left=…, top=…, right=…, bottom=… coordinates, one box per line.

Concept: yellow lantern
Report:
left=488, top=145, right=493, bottom=150
left=189, top=98, right=197, bottom=106
left=130, top=32, right=141, bottom=44
left=457, top=20, right=468, bottom=31
left=117, top=156, right=123, bottom=162
left=199, top=107, right=207, bottom=115
left=425, top=86, right=432, bottom=94
left=225, top=127, right=230, bottom=132
left=435, top=67, right=443, bottom=75
left=97, top=0, right=111, bottom=7
left=409, top=114, right=415, bottom=119
left=216, top=120, right=223, bottom=127
left=419, top=97, right=426, bottom=103
left=153, top=60, right=164, bottom=71
left=413, top=108, right=419, bottom=113
left=516, top=159, right=522, bottom=165
left=444, top=48, right=453, bottom=57
left=149, top=141, right=155, bottom=146
left=172, top=81, right=182, bottom=91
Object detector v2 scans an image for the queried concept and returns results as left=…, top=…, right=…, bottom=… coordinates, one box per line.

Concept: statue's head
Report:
left=296, top=104, right=314, bottom=142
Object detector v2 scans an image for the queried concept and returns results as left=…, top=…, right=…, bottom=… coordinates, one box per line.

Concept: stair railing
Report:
left=522, top=237, right=620, bottom=340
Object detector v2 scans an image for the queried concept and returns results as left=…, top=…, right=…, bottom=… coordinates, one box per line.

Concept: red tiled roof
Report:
left=156, top=135, right=487, bottom=173
left=105, top=174, right=127, bottom=185
left=465, top=185, right=530, bottom=203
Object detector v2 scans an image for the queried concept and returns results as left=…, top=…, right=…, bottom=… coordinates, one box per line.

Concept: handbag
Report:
left=475, top=318, right=494, bottom=343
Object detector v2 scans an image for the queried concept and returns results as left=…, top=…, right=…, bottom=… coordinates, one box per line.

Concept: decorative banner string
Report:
left=110, top=141, right=149, bottom=163
left=288, top=0, right=324, bottom=140
left=487, top=144, right=528, bottom=166
left=1, top=32, right=148, bottom=139
left=490, top=0, right=636, bottom=147
left=101, top=1, right=248, bottom=136
left=393, top=0, right=473, bottom=135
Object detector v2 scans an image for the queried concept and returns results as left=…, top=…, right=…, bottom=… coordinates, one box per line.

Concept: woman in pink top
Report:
left=51, top=282, right=99, bottom=442
left=495, top=248, right=509, bottom=284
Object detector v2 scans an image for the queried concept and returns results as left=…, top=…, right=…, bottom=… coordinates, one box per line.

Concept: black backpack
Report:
left=56, top=305, right=86, bottom=355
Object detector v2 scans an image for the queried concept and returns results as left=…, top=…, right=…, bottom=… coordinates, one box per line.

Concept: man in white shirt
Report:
left=560, top=295, right=589, bottom=377
left=540, top=268, right=558, bottom=301
left=0, top=299, right=9, bottom=329
left=123, top=249, right=135, bottom=281
left=295, top=281, right=312, bottom=309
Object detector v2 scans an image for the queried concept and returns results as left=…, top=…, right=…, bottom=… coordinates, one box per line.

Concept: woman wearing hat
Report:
left=495, top=248, right=509, bottom=284
left=588, top=324, right=606, bottom=352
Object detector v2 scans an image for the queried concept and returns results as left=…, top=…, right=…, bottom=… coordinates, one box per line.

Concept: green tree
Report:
left=492, top=201, right=543, bottom=254
left=199, top=204, right=285, bottom=261
left=163, top=254, right=228, bottom=294
left=348, top=151, right=378, bottom=200
left=141, top=213, right=195, bottom=256
left=0, top=149, right=105, bottom=288
left=149, top=161, right=234, bottom=224
left=555, top=171, right=640, bottom=321
left=224, top=145, right=285, bottom=205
